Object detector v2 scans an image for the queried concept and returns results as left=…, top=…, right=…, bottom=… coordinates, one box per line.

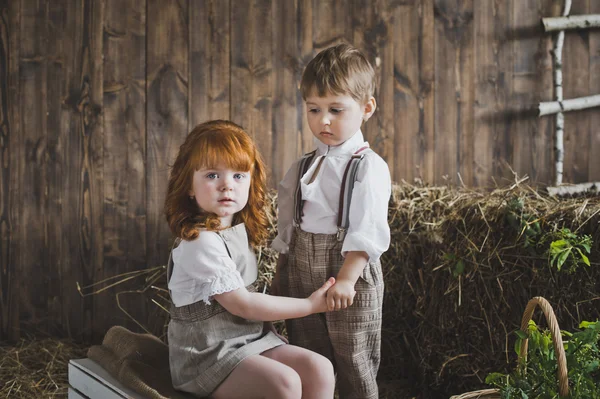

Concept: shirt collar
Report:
left=314, top=130, right=368, bottom=156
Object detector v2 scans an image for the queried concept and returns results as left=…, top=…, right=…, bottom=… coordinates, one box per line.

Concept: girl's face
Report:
left=305, top=91, right=376, bottom=147
left=189, top=162, right=251, bottom=227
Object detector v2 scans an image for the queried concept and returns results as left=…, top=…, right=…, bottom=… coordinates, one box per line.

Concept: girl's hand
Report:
left=308, top=277, right=336, bottom=313
left=264, top=321, right=288, bottom=344
left=326, top=279, right=356, bottom=311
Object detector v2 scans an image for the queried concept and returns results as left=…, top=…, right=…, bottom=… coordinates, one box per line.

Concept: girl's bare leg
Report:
left=211, top=354, right=302, bottom=399
left=262, top=344, right=335, bottom=399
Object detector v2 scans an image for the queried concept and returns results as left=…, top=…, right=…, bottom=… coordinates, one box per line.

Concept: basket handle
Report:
left=519, top=296, right=569, bottom=397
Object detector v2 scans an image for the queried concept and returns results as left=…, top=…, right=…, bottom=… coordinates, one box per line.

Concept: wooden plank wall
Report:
left=1, top=0, right=599, bottom=342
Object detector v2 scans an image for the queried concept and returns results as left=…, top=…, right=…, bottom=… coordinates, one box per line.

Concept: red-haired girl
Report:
left=164, top=120, right=335, bottom=399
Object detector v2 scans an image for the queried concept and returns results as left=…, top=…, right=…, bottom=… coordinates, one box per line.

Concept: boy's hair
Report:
left=300, top=43, right=376, bottom=104
left=164, top=120, right=268, bottom=247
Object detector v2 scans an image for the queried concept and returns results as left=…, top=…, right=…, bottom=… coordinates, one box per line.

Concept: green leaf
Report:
left=486, top=372, right=506, bottom=384
left=444, top=252, right=456, bottom=261
left=453, top=260, right=465, bottom=277
left=557, top=248, right=571, bottom=270
left=581, top=241, right=591, bottom=253
left=576, top=248, right=590, bottom=266
left=550, top=239, right=567, bottom=250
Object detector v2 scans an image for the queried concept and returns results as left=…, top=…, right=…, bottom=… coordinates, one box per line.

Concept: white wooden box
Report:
left=68, top=358, right=146, bottom=399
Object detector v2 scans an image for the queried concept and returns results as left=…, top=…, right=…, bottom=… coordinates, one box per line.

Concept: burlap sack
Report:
left=88, top=325, right=194, bottom=399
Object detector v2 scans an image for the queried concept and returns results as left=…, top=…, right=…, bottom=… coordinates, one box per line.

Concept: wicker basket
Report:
left=449, top=296, right=569, bottom=399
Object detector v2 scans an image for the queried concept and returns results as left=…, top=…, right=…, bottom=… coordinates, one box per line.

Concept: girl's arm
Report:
left=214, top=277, right=334, bottom=322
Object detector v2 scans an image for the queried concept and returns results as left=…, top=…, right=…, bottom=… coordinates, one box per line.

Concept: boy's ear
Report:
left=363, top=97, right=377, bottom=121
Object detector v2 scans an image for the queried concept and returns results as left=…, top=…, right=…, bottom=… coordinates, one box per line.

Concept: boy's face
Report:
left=305, top=91, right=376, bottom=147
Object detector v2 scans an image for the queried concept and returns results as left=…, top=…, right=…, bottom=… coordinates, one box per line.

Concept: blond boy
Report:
left=272, top=43, right=391, bottom=399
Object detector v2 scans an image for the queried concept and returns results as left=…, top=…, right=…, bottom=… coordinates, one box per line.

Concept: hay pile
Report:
left=379, top=179, right=600, bottom=398
left=77, top=178, right=600, bottom=398
left=0, top=337, right=87, bottom=398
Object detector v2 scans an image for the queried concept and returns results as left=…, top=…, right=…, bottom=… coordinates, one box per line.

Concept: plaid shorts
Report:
left=281, top=227, right=384, bottom=399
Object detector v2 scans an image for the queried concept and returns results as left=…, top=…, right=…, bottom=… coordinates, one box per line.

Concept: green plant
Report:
left=444, top=252, right=465, bottom=277
left=486, top=320, right=600, bottom=398
left=546, top=228, right=592, bottom=273
left=505, top=197, right=542, bottom=249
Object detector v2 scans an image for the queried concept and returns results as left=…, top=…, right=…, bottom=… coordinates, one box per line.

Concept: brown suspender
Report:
left=293, top=146, right=370, bottom=241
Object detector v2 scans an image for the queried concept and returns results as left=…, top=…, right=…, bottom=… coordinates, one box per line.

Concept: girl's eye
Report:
left=330, top=108, right=343, bottom=114
left=234, top=173, right=246, bottom=180
left=206, top=173, right=218, bottom=179
left=308, top=108, right=320, bottom=113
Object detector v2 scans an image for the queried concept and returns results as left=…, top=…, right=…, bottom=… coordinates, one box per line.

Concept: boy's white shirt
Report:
left=272, top=130, right=391, bottom=262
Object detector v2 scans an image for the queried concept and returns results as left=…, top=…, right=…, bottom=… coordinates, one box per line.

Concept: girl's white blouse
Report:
left=168, top=229, right=248, bottom=307
left=272, top=130, right=391, bottom=262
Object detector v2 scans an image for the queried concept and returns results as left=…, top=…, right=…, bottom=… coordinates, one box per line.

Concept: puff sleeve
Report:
left=271, top=159, right=302, bottom=254
left=168, top=231, right=245, bottom=307
left=341, top=153, right=392, bottom=262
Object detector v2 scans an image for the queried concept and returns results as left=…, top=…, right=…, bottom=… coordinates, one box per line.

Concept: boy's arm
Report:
left=328, top=154, right=391, bottom=311
left=326, top=251, right=368, bottom=311
left=341, top=154, right=391, bottom=263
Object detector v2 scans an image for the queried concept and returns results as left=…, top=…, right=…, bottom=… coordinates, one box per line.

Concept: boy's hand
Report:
left=326, top=279, right=356, bottom=311
left=308, top=277, right=336, bottom=313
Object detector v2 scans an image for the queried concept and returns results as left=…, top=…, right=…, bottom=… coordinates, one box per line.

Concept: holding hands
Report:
left=308, top=277, right=336, bottom=313
left=326, top=279, right=356, bottom=311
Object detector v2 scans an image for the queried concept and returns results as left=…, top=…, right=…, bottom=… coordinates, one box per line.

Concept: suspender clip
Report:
left=336, top=227, right=347, bottom=242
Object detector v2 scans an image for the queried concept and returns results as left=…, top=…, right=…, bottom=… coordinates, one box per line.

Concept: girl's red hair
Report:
left=164, top=120, right=268, bottom=247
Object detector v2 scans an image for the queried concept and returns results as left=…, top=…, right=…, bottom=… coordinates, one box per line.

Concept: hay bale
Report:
left=377, top=180, right=600, bottom=398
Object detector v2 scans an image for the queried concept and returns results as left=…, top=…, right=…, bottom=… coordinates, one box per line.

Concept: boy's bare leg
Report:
left=262, top=344, right=336, bottom=399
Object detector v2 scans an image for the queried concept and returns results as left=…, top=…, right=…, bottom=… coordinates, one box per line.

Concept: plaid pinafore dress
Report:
left=167, top=224, right=284, bottom=397
left=281, top=148, right=385, bottom=399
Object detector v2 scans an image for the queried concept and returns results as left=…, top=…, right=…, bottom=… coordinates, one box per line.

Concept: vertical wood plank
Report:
left=457, top=0, right=474, bottom=187
left=78, top=0, right=104, bottom=341
left=272, top=0, right=301, bottom=186
left=590, top=0, right=600, bottom=181
left=393, top=4, right=421, bottom=182
left=99, top=0, right=146, bottom=337
left=190, top=0, right=230, bottom=127
left=231, top=0, right=273, bottom=184
left=419, top=0, right=436, bottom=184
left=147, top=0, right=188, bottom=317
left=492, top=0, right=514, bottom=184
left=511, top=0, right=552, bottom=184
left=0, top=0, right=20, bottom=341
left=298, top=0, right=313, bottom=154
left=312, top=0, right=352, bottom=51
left=433, top=0, right=473, bottom=185
left=19, top=0, right=48, bottom=337
left=352, top=0, right=395, bottom=177
left=433, top=0, right=455, bottom=184
left=562, top=0, right=590, bottom=183
left=55, top=0, right=85, bottom=340
left=46, top=0, right=69, bottom=335
left=57, top=1, right=86, bottom=338
left=473, top=0, right=510, bottom=187
left=535, top=0, right=555, bottom=185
